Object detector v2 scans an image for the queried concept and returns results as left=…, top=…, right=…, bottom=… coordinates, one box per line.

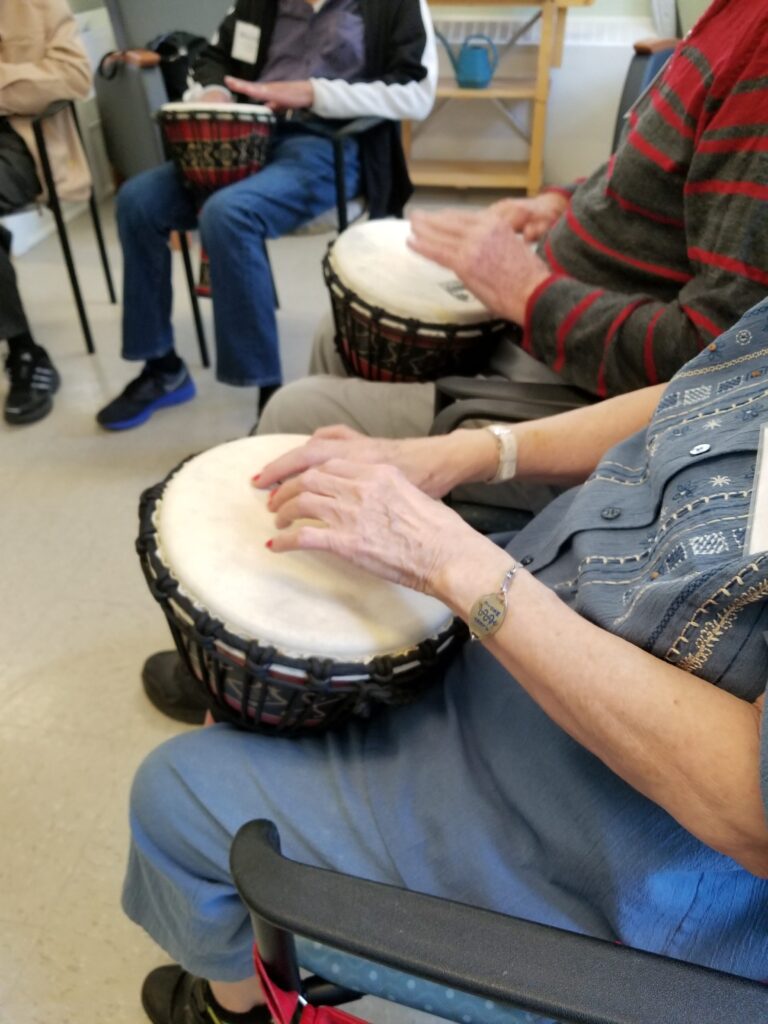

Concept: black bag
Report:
left=146, top=31, right=208, bottom=101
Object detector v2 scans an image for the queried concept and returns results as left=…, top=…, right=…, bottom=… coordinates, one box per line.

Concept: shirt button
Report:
left=689, top=443, right=711, bottom=456
left=519, top=555, right=534, bottom=566
left=600, top=506, right=622, bottom=520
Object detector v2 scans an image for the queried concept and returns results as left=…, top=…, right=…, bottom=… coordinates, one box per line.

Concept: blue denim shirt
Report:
left=510, top=297, right=768, bottom=808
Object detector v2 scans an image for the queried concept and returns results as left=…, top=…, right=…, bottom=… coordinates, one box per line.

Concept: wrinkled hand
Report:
left=408, top=203, right=554, bottom=324
left=254, top=425, right=498, bottom=499
left=266, top=458, right=473, bottom=594
left=224, top=76, right=314, bottom=112
left=489, top=194, right=568, bottom=243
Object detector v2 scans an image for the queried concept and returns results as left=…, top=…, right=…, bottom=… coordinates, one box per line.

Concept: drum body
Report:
left=158, top=101, right=275, bottom=202
left=137, top=436, right=465, bottom=736
left=158, top=102, right=276, bottom=295
left=324, top=219, right=508, bottom=383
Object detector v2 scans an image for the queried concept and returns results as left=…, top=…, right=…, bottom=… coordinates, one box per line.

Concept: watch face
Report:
left=469, top=592, right=506, bottom=639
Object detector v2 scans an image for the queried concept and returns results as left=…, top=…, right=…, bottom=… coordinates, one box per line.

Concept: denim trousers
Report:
left=116, top=125, right=360, bottom=386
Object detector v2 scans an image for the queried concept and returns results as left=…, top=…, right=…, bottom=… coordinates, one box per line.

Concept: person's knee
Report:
left=258, top=377, right=347, bottom=434
left=129, top=736, right=196, bottom=845
left=199, top=188, right=266, bottom=246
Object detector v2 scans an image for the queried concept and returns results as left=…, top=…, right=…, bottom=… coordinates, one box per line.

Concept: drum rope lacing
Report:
left=137, top=464, right=468, bottom=736
left=322, top=250, right=508, bottom=384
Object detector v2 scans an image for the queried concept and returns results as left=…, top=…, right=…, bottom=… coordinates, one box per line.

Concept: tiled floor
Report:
left=0, top=194, right=486, bottom=1024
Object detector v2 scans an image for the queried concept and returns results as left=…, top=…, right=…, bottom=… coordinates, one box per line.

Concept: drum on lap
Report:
left=157, top=102, right=276, bottom=296
left=136, top=435, right=466, bottom=735
left=323, top=219, right=509, bottom=383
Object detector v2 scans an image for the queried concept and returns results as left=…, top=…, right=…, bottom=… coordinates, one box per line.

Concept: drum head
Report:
left=159, top=101, right=273, bottom=118
left=328, top=219, right=495, bottom=326
left=154, top=436, right=453, bottom=661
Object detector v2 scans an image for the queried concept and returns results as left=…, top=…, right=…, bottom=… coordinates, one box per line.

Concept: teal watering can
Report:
left=435, top=31, right=499, bottom=89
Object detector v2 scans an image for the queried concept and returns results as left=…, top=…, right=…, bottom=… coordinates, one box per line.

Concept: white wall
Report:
left=416, top=8, right=655, bottom=187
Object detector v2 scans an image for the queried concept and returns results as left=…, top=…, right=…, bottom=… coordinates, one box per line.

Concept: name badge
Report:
left=232, top=21, right=261, bottom=64
left=746, top=422, right=768, bottom=555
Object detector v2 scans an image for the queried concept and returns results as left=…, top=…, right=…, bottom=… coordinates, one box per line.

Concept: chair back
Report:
left=104, top=0, right=232, bottom=50
left=97, top=0, right=232, bottom=180
left=612, top=42, right=677, bottom=152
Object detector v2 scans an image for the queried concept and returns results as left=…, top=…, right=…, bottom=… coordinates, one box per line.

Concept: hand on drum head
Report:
left=224, top=76, right=314, bottom=112
left=254, top=425, right=500, bottom=500
left=265, top=457, right=480, bottom=596
left=408, top=204, right=554, bottom=325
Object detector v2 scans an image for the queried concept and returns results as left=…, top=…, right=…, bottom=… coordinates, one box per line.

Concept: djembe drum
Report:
left=323, top=219, right=508, bottom=382
left=137, top=435, right=465, bottom=736
left=158, top=101, right=276, bottom=295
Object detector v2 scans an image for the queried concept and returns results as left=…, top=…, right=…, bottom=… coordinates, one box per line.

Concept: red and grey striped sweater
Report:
left=525, top=0, right=768, bottom=398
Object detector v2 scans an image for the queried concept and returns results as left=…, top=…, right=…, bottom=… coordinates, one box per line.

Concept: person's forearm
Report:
left=444, top=384, right=664, bottom=490
left=435, top=539, right=768, bottom=876
left=0, top=54, right=91, bottom=114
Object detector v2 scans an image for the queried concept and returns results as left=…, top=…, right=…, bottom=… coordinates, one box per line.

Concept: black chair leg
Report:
left=333, top=138, right=348, bottom=233
left=88, top=192, right=117, bottom=304
left=33, top=119, right=95, bottom=355
left=179, top=232, right=210, bottom=369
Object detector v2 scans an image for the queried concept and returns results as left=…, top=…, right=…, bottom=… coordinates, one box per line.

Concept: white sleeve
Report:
left=309, top=0, right=437, bottom=122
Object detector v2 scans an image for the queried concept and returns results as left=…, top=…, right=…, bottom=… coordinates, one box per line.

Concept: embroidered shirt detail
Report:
left=666, top=560, right=768, bottom=671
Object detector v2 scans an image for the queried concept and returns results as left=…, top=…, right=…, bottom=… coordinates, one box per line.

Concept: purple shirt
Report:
left=260, top=0, right=365, bottom=83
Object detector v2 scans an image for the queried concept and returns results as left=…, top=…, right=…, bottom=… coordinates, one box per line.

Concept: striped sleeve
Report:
left=529, top=8, right=768, bottom=398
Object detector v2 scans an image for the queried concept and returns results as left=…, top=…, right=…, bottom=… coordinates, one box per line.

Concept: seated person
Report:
left=123, top=298, right=768, bottom=1024
left=0, top=0, right=92, bottom=425
left=96, top=0, right=437, bottom=432
left=258, top=0, right=768, bottom=440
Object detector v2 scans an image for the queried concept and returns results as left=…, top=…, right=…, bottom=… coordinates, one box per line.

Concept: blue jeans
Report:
left=116, top=126, right=360, bottom=386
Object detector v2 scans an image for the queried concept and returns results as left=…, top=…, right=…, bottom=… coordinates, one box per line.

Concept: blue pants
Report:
left=116, top=126, right=360, bottom=387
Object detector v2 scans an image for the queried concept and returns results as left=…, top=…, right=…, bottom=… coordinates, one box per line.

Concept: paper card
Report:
left=232, top=20, right=261, bottom=64
left=746, top=422, right=768, bottom=555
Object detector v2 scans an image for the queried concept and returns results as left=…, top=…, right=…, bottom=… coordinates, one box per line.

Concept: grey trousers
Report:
left=258, top=316, right=577, bottom=513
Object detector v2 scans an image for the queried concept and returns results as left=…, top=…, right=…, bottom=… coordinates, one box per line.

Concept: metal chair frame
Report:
left=231, top=819, right=768, bottom=1024
left=29, top=100, right=117, bottom=354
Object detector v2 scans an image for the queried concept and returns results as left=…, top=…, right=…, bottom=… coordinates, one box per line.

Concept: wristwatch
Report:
left=485, top=424, right=519, bottom=483
left=468, top=563, right=518, bottom=640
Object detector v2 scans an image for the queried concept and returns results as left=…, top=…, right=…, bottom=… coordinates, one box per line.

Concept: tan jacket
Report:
left=0, top=0, right=92, bottom=202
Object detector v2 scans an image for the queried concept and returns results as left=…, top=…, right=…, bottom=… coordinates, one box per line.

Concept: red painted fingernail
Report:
left=265, top=539, right=273, bottom=549
left=251, top=473, right=261, bottom=483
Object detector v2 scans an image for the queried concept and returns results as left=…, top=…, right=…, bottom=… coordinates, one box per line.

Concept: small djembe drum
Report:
left=137, top=435, right=465, bottom=736
left=158, top=101, right=276, bottom=295
left=323, top=219, right=508, bottom=382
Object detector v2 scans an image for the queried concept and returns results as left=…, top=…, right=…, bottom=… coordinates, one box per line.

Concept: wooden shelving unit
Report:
left=405, top=0, right=594, bottom=194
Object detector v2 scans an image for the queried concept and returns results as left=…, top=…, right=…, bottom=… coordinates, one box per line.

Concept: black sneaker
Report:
left=142, top=651, right=208, bottom=725
left=141, top=965, right=270, bottom=1024
left=97, top=363, right=195, bottom=430
left=4, top=346, right=61, bottom=425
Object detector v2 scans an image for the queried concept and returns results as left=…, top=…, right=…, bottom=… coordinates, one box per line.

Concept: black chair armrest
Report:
left=293, top=115, right=385, bottom=141
left=32, top=99, right=72, bottom=125
left=231, top=820, right=768, bottom=1024
left=430, top=378, right=596, bottom=435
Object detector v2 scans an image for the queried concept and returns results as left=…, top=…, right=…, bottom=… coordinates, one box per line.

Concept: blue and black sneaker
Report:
left=97, top=363, right=196, bottom=430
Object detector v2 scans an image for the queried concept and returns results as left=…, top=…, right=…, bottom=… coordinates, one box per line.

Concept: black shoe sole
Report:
left=4, top=393, right=54, bottom=425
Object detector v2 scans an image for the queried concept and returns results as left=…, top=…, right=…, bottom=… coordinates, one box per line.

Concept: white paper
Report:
left=746, top=422, right=768, bottom=555
left=232, top=21, right=261, bottom=64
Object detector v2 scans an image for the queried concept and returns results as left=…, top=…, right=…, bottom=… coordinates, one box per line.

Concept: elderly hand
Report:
left=266, top=458, right=476, bottom=594
left=224, top=76, right=314, bottom=111
left=408, top=204, right=553, bottom=324
left=254, top=425, right=499, bottom=499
